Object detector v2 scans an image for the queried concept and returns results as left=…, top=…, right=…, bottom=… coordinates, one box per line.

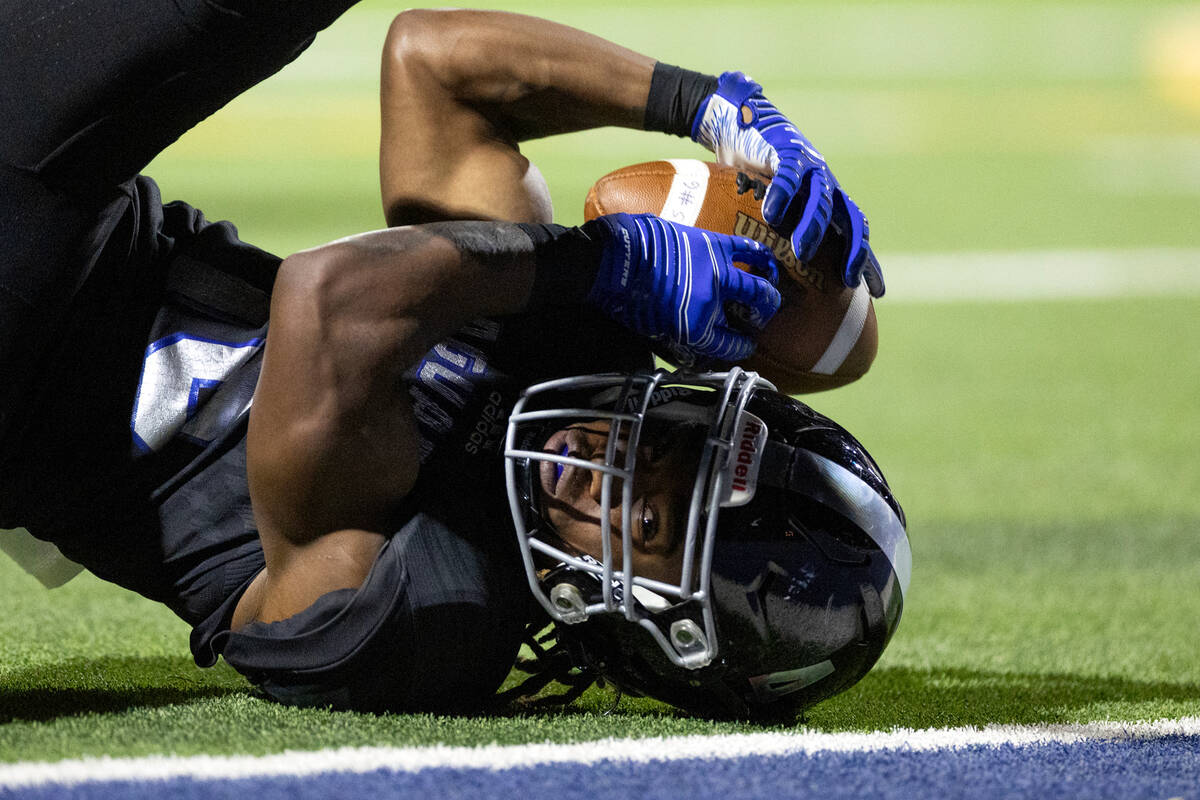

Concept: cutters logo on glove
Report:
left=585, top=212, right=782, bottom=366
left=616, top=226, right=632, bottom=288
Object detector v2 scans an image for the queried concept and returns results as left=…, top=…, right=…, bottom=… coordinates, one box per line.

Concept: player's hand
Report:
left=587, top=213, right=782, bottom=365
left=692, top=71, right=885, bottom=298
left=831, top=185, right=885, bottom=297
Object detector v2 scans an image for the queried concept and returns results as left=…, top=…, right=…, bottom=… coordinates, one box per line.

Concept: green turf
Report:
left=5, top=0, right=1200, bottom=764
left=4, top=298, right=1198, bottom=761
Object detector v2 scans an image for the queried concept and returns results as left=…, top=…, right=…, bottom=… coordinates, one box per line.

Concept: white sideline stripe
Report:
left=884, top=247, right=1200, bottom=302
left=661, top=159, right=710, bottom=227
left=2, top=717, right=1198, bottom=789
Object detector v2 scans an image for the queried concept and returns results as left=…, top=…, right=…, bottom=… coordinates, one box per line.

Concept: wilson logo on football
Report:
left=732, top=212, right=826, bottom=292
left=721, top=412, right=768, bottom=507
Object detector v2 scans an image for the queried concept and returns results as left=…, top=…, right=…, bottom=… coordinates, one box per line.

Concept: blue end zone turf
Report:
left=10, top=736, right=1200, bottom=800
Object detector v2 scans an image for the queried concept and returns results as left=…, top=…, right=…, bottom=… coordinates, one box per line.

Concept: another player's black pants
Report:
left=0, top=0, right=355, bottom=460
left=0, top=0, right=357, bottom=466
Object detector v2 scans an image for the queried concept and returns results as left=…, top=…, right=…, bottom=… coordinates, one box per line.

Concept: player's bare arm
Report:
left=239, top=222, right=540, bottom=627
left=380, top=8, right=653, bottom=226
left=379, top=9, right=883, bottom=298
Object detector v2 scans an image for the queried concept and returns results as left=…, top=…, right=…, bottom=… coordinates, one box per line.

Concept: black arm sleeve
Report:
left=642, top=62, right=719, bottom=139
left=517, top=222, right=605, bottom=310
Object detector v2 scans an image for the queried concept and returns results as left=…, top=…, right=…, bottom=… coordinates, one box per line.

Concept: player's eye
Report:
left=640, top=501, right=658, bottom=544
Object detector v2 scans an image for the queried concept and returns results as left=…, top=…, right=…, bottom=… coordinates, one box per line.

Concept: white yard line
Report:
left=882, top=248, right=1200, bottom=302
left=1, top=717, right=1198, bottom=789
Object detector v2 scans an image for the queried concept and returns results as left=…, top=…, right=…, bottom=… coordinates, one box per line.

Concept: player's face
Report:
left=536, top=419, right=703, bottom=585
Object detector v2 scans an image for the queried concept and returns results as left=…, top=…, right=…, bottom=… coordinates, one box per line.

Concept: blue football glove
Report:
left=830, top=184, right=885, bottom=298
left=692, top=71, right=884, bottom=297
left=587, top=213, right=782, bottom=365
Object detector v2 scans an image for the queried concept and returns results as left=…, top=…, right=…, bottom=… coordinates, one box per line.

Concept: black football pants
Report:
left=0, top=0, right=358, bottom=448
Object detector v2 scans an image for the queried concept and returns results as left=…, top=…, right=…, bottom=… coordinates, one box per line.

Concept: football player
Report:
left=0, top=2, right=904, bottom=719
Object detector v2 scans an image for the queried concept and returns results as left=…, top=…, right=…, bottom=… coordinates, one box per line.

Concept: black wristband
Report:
left=517, top=222, right=605, bottom=310
left=643, top=62, right=719, bottom=138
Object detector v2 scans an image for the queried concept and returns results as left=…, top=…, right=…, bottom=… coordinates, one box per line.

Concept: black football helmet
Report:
left=504, top=368, right=909, bottom=720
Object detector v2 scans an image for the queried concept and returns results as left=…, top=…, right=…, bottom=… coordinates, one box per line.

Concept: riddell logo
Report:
left=731, top=419, right=763, bottom=493
left=723, top=412, right=768, bottom=507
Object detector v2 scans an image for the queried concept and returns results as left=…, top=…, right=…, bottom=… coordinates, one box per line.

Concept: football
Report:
left=584, top=159, right=877, bottom=394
